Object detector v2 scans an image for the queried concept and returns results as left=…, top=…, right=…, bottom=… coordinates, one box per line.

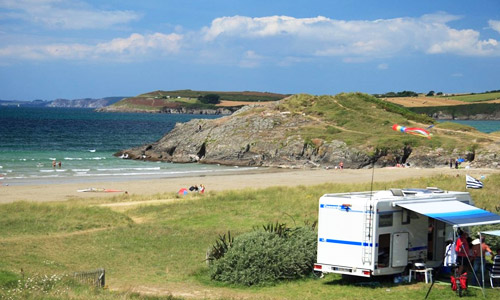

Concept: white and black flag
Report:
left=466, top=175, right=483, bottom=189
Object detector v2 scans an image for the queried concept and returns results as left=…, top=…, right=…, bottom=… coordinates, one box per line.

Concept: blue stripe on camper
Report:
left=319, top=204, right=367, bottom=213
left=319, top=238, right=378, bottom=247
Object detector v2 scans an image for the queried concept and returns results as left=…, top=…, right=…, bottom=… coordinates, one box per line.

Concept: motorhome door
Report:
left=392, top=232, right=409, bottom=267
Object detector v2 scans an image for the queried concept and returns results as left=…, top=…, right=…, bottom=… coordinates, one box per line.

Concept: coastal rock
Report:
left=116, top=94, right=500, bottom=169
left=97, top=105, right=237, bottom=115
left=430, top=111, right=500, bottom=120
left=48, top=97, right=123, bottom=108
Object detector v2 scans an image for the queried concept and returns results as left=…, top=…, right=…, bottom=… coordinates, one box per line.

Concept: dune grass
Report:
left=0, top=202, right=133, bottom=239
left=277, top=93, right=495, bottom=154
left=1, top=174, right=500, bottom=299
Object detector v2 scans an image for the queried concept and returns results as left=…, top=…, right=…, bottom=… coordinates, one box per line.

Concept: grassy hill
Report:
left=139, top=89, right=289, bottom=102
left=377, top=91, right=500, bottom=120
left=104, top=89, right=290, bottom=112
left=119, top=92, right=500, bottom=169
left=443, top=91, right=500, bottom=103
left=277, top=93, right=496, bottom=154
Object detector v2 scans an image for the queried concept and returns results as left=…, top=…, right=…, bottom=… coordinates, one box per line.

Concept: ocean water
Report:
left=1, top=107, right=499, bottom=186
left=439, top=120, right=500, bottom=133
left=0, top=107, right=254, bottom=186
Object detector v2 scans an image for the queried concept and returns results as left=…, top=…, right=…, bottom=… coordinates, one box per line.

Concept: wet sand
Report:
left=0, top=167, right=497, bottom=204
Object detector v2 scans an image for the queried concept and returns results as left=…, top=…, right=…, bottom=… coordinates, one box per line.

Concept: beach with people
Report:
left=2, top=166, right=498, bottom=204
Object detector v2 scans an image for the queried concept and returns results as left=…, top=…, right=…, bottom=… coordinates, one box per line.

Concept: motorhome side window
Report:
left=402, top=209, right=410, bottom=225
left=379, top=213, right=393, bottom=227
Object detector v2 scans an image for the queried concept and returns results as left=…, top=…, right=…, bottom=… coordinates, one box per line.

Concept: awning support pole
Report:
left=480, top=232, right=486, bottom=298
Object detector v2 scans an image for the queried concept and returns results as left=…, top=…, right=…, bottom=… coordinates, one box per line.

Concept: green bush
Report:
left=209, top=226, right=317, bottom=286
left=198, top=94, right=221, bottom=104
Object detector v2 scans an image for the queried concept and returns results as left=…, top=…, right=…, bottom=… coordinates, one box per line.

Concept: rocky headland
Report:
left=97, top=105, right=237, bottom=115
left=116, top=93, right=500, bottom=169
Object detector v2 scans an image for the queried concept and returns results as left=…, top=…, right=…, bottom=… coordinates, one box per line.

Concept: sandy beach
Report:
left=1, top=166, right=498, bottom=204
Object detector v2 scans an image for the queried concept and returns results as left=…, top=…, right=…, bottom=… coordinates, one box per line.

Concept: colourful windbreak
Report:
left=392, top=124, right=431, bottom=139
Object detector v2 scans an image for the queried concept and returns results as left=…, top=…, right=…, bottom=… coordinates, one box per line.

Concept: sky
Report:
left=0, top=0, right=499, bottom=100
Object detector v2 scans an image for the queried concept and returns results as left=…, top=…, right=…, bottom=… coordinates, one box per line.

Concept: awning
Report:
left=395, top=200, right=500, bottom=227
left=480, top=230, right=500, bottom=237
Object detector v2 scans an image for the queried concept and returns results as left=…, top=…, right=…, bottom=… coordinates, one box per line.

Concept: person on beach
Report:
left=58, top=161, right=62, bottom=168
left=339, top=162, right=343, bottom=170
left=450, top=158, right=453, bottom=169
left=52, top=160, right=56, bottom=168
left=199, top=184, right=205, bottom=193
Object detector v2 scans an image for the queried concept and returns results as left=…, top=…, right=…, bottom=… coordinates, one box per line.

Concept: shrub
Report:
left=206, top=231, right=234, bottom=263
left=209, top=226, right=317, bottom=286
left=198, top=94, right=221, bottom=104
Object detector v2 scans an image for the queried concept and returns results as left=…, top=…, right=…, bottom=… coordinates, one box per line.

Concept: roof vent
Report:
left=390, top=189, right=404, bottom=196
left=426, top=187, right=444, bottom=193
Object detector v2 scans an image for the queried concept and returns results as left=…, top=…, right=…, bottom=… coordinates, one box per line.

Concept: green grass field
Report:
left=443, top=92, right=500, bottom=102
left=1, top=174, right=500, bottom=299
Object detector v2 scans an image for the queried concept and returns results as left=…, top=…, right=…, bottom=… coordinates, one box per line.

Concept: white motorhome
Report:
left=314, top=188, right=500, bottom=278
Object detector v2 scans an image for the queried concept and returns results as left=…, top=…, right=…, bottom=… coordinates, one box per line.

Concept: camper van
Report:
left=314, top=188, right=500, bottom=278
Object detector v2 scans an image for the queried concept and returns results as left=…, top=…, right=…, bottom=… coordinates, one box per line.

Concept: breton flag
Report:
left=466, top=175, right=483, bottom=189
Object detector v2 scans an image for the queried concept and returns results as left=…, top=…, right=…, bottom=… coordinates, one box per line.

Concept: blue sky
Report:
left=1, top=0, right=499, bottom=100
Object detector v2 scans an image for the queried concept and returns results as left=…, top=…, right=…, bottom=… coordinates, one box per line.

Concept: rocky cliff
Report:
left=116, top=93, right=500, bottom=169
left=430, top=111, right=500, bottom=120
left=48, top=97, right=124, bottom=108
left=97, top=105, right=236, bottom=115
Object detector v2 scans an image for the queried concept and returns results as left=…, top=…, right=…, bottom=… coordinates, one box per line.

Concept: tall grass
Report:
left=0, top=202, right=133, bottom=238
left=1, top=174, right=499, bottom=299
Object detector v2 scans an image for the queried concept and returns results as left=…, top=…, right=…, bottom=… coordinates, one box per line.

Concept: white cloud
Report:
left=1, top=12, right=500, bottom=64
left=0, top=33, right=182, bottom=61
left=238, top=50, right=264, bottom=68
left=201, top=14, right=500, bottom=58
left=0, top=0, right=141, bottom=29
left=95, top=33, right=182, bottom=56
left=378, top=63, right=388, bottom=70
left=489, top=20, right=500, bottom=34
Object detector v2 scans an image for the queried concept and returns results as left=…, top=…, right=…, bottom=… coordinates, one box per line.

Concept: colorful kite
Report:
left=392, top=124, right=431, bottom=139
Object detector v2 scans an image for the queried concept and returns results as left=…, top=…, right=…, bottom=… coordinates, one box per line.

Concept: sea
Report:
left=0, top=107, right=257, bottom=186
left=1, top=107, right=499, bottom=186
left=441, top=120, right=500, bottom=134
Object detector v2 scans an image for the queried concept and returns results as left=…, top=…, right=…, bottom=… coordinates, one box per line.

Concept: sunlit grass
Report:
left=1, top=174, right=499, bottom=299
left=444, top=92, right=500, bottom=102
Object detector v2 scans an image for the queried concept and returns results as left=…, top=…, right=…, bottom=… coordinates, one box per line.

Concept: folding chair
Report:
left=490, top=255, right=500, bottom=288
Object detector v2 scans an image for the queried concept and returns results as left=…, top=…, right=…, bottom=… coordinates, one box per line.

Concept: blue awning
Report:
left=395, top=200, right=500, bottom=227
